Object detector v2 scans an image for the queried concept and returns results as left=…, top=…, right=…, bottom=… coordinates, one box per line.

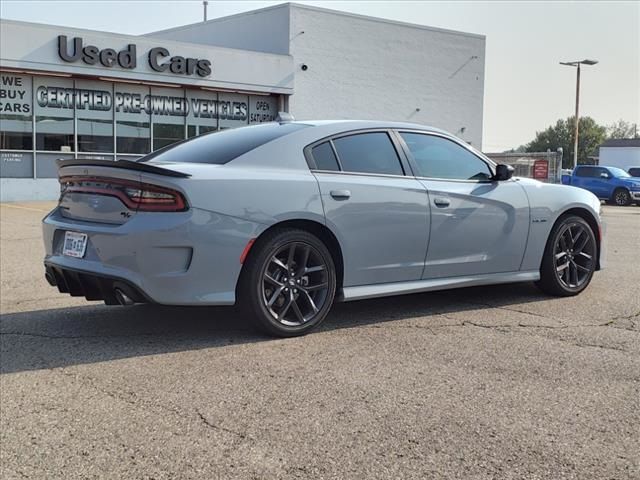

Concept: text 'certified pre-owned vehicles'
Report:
left=566, top=165, right=640, bottom=206
left=43, top=120, right=605, bottom=336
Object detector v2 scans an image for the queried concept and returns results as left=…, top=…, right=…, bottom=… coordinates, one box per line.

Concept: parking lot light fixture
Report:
left=560, top=59, right=599, bottom=170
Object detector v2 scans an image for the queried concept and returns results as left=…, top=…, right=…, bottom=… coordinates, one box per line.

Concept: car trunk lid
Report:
left=57, top=159, right=189, bottom=225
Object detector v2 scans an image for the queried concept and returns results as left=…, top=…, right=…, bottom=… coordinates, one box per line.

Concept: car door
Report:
left=307, top=131, right=430, bottom=287
left=590, top=167, right=613, bottom=198
left=397, top=131, right=530, bottom=279
left=571, top=166, right=588, bottom=189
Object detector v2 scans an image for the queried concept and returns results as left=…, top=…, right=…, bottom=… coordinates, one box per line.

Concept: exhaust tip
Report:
left=114, top=288, right=134, bottom=306
left=45, top=271, right=57, bottom=286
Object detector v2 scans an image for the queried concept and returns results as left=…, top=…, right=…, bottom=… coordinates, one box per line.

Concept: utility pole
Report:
left=560, top=59, right=598, bottom=169
left=203, top=1, right=208, bottom=22
left=573, top=64, right=580, bottom=171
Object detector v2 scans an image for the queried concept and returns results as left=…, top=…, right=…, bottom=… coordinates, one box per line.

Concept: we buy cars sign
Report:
left=533, top=159, right=549, bottom=180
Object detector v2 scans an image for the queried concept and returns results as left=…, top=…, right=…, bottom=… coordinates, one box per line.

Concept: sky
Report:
left=1, top=0, right=638, bottom=151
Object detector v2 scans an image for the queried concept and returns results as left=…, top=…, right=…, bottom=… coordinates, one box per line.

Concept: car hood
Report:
left=620, top=178, right=640, bottom=188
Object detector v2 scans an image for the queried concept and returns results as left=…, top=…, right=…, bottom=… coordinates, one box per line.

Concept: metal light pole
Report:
left=203, top=0, right=208, bottom=21
left=560, top=59, right=598, bottom=170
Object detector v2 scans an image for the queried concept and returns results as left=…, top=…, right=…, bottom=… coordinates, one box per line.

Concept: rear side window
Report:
left=332, top=132, right=404, bottom=175
left=574, top=167, right=593, bottom=177
left=140, top=123, right=309, bottom=164
left=312, top=142, right=340, bottom=171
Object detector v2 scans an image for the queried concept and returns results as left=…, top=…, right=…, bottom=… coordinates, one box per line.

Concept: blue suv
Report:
left=567, top=165, right=640, bottom=206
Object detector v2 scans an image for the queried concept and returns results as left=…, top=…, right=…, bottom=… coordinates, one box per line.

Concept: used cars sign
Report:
left=57, top=35, right=212, bottom=77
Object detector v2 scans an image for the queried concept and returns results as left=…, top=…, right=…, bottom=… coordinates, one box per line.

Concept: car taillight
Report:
left=60, top=176, right=188, bottom=212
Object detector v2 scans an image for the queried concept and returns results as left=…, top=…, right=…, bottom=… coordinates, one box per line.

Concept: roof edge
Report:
left=287, top=2, right=485, bottom=40
left=144, top=3, right=290, bottom=37
left=144, top=1, right=485, bottom=41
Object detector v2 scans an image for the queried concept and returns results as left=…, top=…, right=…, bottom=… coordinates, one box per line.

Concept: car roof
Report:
left=288, top=119, right=450, bottom=135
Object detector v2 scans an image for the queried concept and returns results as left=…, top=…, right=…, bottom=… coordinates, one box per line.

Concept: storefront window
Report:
left=151, top=87, right=186, bottom=150
left=76, top=80, right=113, bottom=153
left=1, top=72, right=282, bottom=180
left=0, top=74, right=33, bottom=150
left=249, top=95, right=278, bottom=124
left=186, top=89, right=218, bottom=138
left=34, top=76, right=74, bottom=151
left=218, top=93, right=248, bottom=130
left=115, top=83, right=150, bottom=154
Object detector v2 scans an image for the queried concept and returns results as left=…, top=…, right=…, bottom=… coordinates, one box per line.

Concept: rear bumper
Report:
left=42, top=206, right=265, bottom=305
left=45, top=263, right=151, bottom=305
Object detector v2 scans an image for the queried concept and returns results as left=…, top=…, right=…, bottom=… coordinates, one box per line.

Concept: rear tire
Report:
left=238, top=228, right=336, bottom=337
left=535, top=214, right=597, bottom=296
left=611, top=188, right=631, bottom=206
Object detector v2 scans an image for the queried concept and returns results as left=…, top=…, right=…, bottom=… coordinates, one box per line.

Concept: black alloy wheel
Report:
left=261, top=241, right=330, bottom=326
left=536, top=214, right=597, bottom=296
left=240, top=228, right=336, bottom=337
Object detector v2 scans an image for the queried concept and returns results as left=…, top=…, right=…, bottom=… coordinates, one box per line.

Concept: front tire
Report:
left=239, top=228, right=336, bottom=337
left=535, top=214, right=597, bottom=296
left=611, top=188, right=631, bottom=206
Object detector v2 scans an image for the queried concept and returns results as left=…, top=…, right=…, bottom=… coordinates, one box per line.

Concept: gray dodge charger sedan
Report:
left=43, top=120, right=604, bottom=336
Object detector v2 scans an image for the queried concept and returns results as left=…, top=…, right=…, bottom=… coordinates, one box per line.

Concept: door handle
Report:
left=330, top=189, right=351, bottom=200
left=433, top=197, right=450, bottom=207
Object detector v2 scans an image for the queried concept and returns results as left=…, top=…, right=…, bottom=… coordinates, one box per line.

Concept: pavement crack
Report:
left=195, top=409, right=250, bottom=440
left=53, top=368, right=253, bottom=442
left=548, top=338, right=627, bottom=353
left=461, top=301, right=553, bottom=320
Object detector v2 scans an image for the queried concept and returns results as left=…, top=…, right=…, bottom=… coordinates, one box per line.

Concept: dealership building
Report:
left=0, top=3, right=485, bottom=201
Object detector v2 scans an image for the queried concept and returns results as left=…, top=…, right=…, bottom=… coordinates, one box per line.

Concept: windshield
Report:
left=139, top=123, right=309, bottom=165
left=607, top=167, right=631, bottom=178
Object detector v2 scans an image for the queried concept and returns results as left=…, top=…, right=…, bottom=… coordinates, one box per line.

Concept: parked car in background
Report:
left=43, top=121, right=604, bottom=337
left=565, top=165, right=640, bottom=206
left=628, top=167, right=640, bottom=178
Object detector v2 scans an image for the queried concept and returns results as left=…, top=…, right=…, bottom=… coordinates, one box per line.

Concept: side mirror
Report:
left=493, top=164, right=514, bottom=181
left=600, top=172, right=609, bottom=179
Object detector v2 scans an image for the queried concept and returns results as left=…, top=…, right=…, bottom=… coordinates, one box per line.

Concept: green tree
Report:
left=607, top=119, right=639, bottom=139
left=525, top=116, right=606, bottom=168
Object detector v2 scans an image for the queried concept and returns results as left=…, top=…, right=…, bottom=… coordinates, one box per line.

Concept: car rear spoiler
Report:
left=56, top=158, right=191, bottom=178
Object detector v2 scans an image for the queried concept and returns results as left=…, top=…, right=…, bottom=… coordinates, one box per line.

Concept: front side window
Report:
left=606, top=167, right=630, bottom=178
left=332, top=132, right=404, bottom=175
left=400, top=133, right=492, bottom=181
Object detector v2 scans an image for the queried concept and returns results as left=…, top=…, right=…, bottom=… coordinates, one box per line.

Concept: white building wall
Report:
left=598, top=147, right=640, bottom=171
left=149, top=3, right=486, bottom=148
left=0, top=179, right=59, bottom=202
left=287, top=5, right=485, bottom=147
left=146, top=4, right=290, bottom=55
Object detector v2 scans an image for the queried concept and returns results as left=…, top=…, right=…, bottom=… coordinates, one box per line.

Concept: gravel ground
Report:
left=1, top=202, right=638, bottom=479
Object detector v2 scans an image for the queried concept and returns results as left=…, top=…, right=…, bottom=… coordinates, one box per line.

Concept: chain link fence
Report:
left=484, top=151, right=563, bottom=183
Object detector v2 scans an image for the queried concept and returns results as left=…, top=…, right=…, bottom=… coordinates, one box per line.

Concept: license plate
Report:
left=63, top=231, right=88, bottom=258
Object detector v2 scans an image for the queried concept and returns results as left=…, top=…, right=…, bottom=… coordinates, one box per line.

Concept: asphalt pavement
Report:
left=1, top=202, right=638, bottom=479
